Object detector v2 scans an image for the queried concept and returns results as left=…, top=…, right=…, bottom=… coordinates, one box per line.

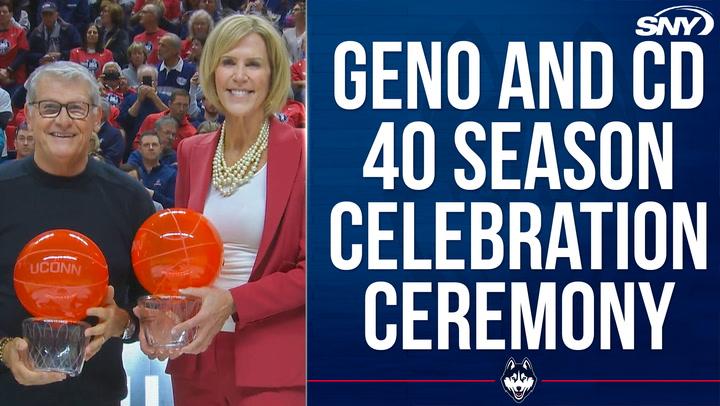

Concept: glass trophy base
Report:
left=138, top=295, right=201, bottom=350
left=22, top=318, right=89, bottom=377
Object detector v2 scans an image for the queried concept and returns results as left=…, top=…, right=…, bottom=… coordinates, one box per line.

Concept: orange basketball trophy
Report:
left=132, top=208, right=223, bottom=350
left=14, top=229, right=108, bottom=376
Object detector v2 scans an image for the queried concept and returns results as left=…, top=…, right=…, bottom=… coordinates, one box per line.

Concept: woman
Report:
left=282, top=1, right=305, bottom=63
left=122, top=41, right=148, bottom=87
left=180, top=9, right=213, bottom=59
left=98, top=1, right=130, bottom=67
left=70, top=24, right=115, bottom=78
left=137, top=14, right=305, bottom=405
left=184, top=36, right=204, bottom=64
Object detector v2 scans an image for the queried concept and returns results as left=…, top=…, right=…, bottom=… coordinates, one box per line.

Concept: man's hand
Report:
left=3, top=338, right=66, bottom=386
left=84, top=286, right=130, bottom=361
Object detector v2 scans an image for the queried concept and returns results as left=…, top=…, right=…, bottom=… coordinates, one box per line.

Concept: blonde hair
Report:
left=199, top=15, right=290, bottom=117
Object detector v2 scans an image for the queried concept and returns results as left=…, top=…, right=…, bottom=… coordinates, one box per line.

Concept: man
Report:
left=27, top=1, right=81, bottom=71
left=132, top=4, right=167, bottom=65
left=127, top=115, right=178, bottom=167
left=96, top=100, right=124, bottom=166
left=133, top=88, right=195, bottom=150
left=118, top=64, right=169, bottom=159
left=0, top=0, right=29, bottom=96
left=137, top=131, right=176, bottom=208
left=13, top=121, right=33, bottom=159
left=0, top=61, right=155, bottom=405
left=156, top=33, right=195, bottom=98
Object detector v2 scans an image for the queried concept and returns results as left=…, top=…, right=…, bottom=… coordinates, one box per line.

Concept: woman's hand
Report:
left=84, top=286, right=129, bottom=361
left=3, top=338, right=67, bottom=385
left=133, top=305, right=182, bottom=361
left=172, top=287, right=235, bottom=355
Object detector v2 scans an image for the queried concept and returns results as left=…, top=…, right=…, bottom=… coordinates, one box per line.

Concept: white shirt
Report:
left=204, top=164, right=267, bottom=332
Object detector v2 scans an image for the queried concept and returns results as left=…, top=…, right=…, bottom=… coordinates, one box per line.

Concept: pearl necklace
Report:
left=212, top=119, right=269, bottom=197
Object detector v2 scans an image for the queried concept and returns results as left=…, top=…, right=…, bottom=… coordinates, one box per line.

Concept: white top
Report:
left=204, top=164, right=267, bottom=332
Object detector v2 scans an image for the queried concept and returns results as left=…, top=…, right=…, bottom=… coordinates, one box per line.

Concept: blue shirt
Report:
left=138, top=162, right=177, bottom=209
left=127, top=149, right=177, bottom=167
left=118, top=91, right=170, bottom=158
left=157, top=59, right=196, bottom=98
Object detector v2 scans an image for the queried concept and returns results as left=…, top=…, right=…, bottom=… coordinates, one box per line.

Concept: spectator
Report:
left=118, top=63, right=169, bottom=158
left=156, top=32, right=195, bottom=96
left=184, top=36, right=204, bottom=64
left=10, top=0, right=29, bottom=31
left=27, top=1, right=82, bottom=71
left=13, top=120, right=33, bottom=159
left=290, top=34, right=305, bottom=102
left=122, top=41, right=148, bottom=87
left=181, top=9, right=212, bottom=58
left=70, top=24, right=115, bottom=77
left=193, top=93, right=221, bottom=127
left=133, top=0, right=181, bottom=24
left=0, top=86, right=10, bottom=160
left=133, top=88, right=194, bottom=149
left=98, top=1, right=130, bottom=67
left=120, top=161, right=165, bottom=211
left=96, top=99, right=124, bottom=166
left=132, top=3, right=167, bottom=64
left=281, top=1, right=304, bottom=63
left=195, top=119, right=219, bottom=134
left=127, top=115, right=178, bottom=166
left=0, top=0, right=28, bottom=95
left=100, top=61, right=133, bottom=108
left=197, top=0, right=221, bottom=21
left=39, top=0, right=90, bottom=35
left=136, top=131, right=176, bottom=207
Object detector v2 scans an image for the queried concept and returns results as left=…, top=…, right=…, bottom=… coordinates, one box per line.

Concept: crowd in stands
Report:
left=0, top=0, right=306, bottom=210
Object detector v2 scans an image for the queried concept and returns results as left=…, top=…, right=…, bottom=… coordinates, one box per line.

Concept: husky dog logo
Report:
left=501, top=357, right=537, bottom=403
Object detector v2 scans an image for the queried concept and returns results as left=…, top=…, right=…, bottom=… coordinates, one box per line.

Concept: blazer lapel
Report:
left=251, top=119, right=301, bottom=280
left=188, top=131, right=218, bottom=212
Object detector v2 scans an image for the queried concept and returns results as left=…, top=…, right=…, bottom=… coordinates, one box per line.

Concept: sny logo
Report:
left=636, top=5, right=714, bottom=36
left=501, top=357, right=536, bottom=403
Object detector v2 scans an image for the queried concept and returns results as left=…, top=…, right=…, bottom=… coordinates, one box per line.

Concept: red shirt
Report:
left=291, top=59, right=306, bottom=82
left=134, top=110, right=196, bottom=150
left=69, top=48, right=114, bottom=77
left=0, top=24, right=29, bottom=84
left=180, top=38, right=191, bottom=59
left=133, top=0, right=181, bottom=22
left=134, top=29, right=168, bottom=65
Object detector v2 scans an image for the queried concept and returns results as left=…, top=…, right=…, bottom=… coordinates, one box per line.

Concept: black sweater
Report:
left=0, top=157, right=155, bottom=405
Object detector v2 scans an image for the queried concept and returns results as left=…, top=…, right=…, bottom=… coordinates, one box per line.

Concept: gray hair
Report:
left=102, top=61, right=122, bottom=73
left=162, top=33, right=182, bottom=51
left=26, top=61, right=101, bottom=106
left=136, top=64, right=159, bottom=80
left=155, top=116, right=179, bottom=130
left=188, top=10, right=214, bottom=37
left=143, top=3, right=163, bottom=20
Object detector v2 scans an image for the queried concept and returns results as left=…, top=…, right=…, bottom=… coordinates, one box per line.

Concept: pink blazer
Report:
left=167, top=117, right=306, bottom=388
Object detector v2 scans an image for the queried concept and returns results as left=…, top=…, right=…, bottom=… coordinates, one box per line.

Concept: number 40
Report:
left=362, top=122, right=436, bottom=190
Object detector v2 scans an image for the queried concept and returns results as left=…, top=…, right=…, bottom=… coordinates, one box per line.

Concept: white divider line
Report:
left=145, top=375, right=160, bottom=406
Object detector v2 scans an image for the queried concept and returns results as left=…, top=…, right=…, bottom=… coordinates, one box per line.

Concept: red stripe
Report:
left=307, top=379, right=496, bottom=383
left=542, top=380, right=720, bottom=383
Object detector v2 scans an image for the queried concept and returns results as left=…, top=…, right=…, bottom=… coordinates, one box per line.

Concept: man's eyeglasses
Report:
left=29, top=100, right=95, bottom=120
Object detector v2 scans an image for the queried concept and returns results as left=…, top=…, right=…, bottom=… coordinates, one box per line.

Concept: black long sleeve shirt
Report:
left=0, top=157, right=155, bottom=405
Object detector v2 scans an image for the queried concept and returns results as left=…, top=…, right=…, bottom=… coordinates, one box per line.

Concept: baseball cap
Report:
left=40, top=1, right=58, bottom=13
